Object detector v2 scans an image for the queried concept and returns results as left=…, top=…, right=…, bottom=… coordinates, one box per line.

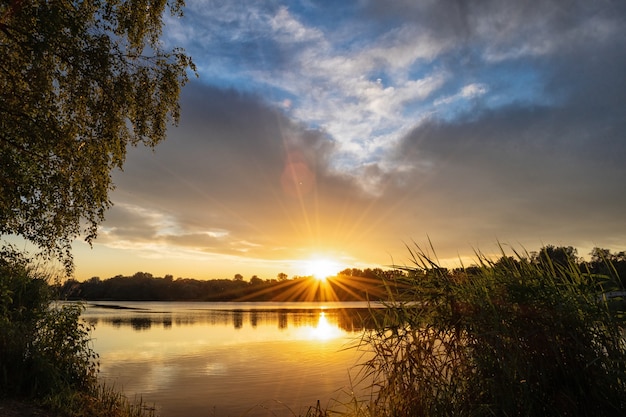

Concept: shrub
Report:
left=0, top=246, right=98, bottom=397
left=361, top=246, right=626, bottom=416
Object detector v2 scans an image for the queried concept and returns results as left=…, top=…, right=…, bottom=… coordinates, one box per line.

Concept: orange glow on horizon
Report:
left=304, top=257, right=342, bottom=280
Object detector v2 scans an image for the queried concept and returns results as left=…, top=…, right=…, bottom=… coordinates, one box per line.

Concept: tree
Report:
left=277, top=272, right=288, bottom=281
left=534, top=245, right=578, bottom=270
left=0, top=0, right=195, bottom=272
left=250, top=275, right=263, bottom=285
left=591, top=247, right=613, bottom=264
left=589, top=247, right=626, bottom=286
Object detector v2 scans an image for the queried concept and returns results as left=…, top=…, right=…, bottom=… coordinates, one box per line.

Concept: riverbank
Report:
left=0, top=398, right=58, bottom=417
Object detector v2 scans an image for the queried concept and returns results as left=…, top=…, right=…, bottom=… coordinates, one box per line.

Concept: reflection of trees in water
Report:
left=250, top=310, right=258, bottom=328
left=130, top=317, right=151, bottom=331
left=85, top=308, right=380, bottom=332
left=233, top=310, right=243, bottom=329
left=278, top=311, right=288, bottom=329
left=84, top=317, right=98, bottom=327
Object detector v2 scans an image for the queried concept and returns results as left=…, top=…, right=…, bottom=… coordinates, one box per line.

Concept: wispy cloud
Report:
left=269, top=6, right=324, bottom=43
left=435, top=83, right=488, bottom=106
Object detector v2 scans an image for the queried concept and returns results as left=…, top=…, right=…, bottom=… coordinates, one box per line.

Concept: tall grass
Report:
left=357, top=246, right=626, bottom=417
left=41, top=383, right=157, bottom=417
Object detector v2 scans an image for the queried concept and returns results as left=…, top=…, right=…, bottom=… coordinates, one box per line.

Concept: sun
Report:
left=305, top=258, right=340, bottom=281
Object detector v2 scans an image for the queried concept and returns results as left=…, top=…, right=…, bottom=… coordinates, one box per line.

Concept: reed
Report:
left=38, top=383, right=156, bottom=417
left=355, top=245, right=626, bottom=416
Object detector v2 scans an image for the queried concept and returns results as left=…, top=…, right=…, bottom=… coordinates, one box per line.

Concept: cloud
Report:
left=383, top=96, right=626, bottom=256
left=73, top=1, right=626, bottom=279
left=165, top=1, right=456, bottom=177
left=434, top=83, right=488, bottom=106
left=102, top=83, right=388, bottom=264
left=359, top=0, right=625, bottom=59
left=269, top=6, right=324, bottom=43
left=167, top=1, right=624, bottom=192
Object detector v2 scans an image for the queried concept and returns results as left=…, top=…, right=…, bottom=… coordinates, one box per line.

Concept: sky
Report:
left=69, top=0, right=626, bottom=280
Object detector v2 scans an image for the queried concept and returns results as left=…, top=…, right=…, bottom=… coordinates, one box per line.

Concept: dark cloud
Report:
left=107, top=82, right=382, bottom=259
left=386, top=94, right=626, bottom=255
left=99, top=204, right=161, bottom=241
left=360, top=0, right=622, bottom=45
left=362, top=0, right=626, bottom=102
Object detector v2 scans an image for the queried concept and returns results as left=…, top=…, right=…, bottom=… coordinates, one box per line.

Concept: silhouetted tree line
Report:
left=56, top=246, right=626, bottom=302
left=56, top=271, right=395, bottom=302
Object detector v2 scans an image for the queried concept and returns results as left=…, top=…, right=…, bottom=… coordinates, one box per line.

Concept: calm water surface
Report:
left=82, top=301, right=378, bottom=417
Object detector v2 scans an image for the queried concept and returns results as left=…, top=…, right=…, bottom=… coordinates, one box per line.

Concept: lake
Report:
left=82, top=301, right=380, bottom=417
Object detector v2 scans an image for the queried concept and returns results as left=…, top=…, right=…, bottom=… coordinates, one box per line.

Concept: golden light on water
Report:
left=306, top=311, right=343, bottom=340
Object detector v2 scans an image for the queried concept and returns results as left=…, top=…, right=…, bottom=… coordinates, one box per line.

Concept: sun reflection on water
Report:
left=306, top=312, right=344, bottom=341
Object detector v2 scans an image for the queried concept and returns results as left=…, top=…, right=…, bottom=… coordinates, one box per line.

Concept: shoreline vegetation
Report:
left=0, top=246, right=159, bottom=417
left=2, top=244, right=626, bottom=416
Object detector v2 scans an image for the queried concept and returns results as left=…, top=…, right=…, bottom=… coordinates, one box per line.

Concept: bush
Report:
left=361, top=247, right=626, bottom=417
left=0, top=246, right=98, bottom=397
